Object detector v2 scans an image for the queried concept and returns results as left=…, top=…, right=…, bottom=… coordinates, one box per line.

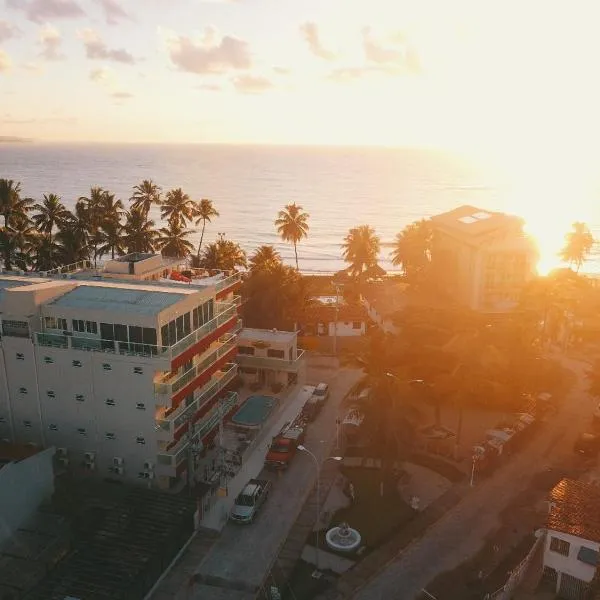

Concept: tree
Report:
left=161, top=188, right=193, bottom=229
left=560, top=222, right=595, bottom=273
left=275, top=203, right=309, bottom=270
left=0, top=179, right=32, bottom=270
left=31, top=235, right=61, bottom=271
left=199, top=236, right=247, bottom=271
left=32, top=193, right=70, bottom=266
left=56, top=201, right=90, bottom=265
left=193, top=198, right=219, bottom=259
left=341, top=224, right=380, bottom=277
left=391, top=219, right=433, bottom=283
left=249, top=245, right=281, bottom=272
left=131, top=179, right=162, bottom=218
left=78, top=186, right=108, bottom=267
left=157, top=221, right=194, bottom=258
left=242, top=262, right=307, bottom=329
left=123, top=208, right=158, bottom=254
left=99, top=222, right=125, bottom=259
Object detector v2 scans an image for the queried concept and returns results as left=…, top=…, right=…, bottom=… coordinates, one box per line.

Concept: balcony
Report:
left=236, top=349, right=306, bottom=372
left=215, top=272, right=241, bottom=293
left=34, top=301, right=238, bottom=362
left=232, top=295, right=242, bottom=306
left=155, top=363, right=238, bottom=434
left=155, top=338, right=237, bottom=397
left=157, top=391, right=239, bottom=467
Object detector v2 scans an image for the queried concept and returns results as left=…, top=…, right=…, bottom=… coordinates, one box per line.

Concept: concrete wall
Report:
left=544, top=529, right=599, bottom=585
left=0, top=447, right=54, bottom=546
left=326, top=320, right=365, bottom=337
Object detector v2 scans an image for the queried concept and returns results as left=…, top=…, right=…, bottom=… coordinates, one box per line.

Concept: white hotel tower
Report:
left=0, top=253, right=242, bottom=490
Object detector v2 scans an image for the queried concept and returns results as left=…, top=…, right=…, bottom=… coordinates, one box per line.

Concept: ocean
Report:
left=1, top=142, right=600, bottom=275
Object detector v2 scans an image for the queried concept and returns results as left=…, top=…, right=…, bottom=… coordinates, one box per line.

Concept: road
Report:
left=350, top=355, right=593, bottom=600
left=193, top=366, right=363, bottom=599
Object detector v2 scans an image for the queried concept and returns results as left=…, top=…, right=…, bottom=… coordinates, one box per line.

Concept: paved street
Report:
left=349, top=355, right=593, bottom=600
left=192, top=366, right=363, bottom=599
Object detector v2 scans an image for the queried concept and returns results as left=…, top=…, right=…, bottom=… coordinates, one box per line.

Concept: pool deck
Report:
left=199, top=383, right=315, bottom=531
left=231, top=395, right=277, bottom=427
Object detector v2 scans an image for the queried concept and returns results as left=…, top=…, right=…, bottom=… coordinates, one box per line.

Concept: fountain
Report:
left=325, top=522, right=362, bottom=553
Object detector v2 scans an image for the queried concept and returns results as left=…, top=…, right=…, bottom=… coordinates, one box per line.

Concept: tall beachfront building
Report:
left=0, top=254, right=242, bottom=490
left=431, top=205, right=539, bottom=312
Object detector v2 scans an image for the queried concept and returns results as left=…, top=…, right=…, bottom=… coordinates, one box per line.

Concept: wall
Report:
left=544, top=529, right=599, bottom=584
left=327, top=320, right=365, bottom=337
left=0, top=447, right=54, bottom=546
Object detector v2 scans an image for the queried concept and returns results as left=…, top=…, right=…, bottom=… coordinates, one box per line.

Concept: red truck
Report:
left=264, top=420, right=306, bottom=470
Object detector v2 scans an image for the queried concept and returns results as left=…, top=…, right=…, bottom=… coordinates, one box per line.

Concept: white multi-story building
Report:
left=0, top=254, right=242, bottom=490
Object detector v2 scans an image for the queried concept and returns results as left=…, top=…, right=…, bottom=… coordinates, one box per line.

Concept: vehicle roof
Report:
left=315, top=383, right=328, bottom=390
left=282, top=427, right=303, bottom=439
left=241, top=483, right=259, bottom=496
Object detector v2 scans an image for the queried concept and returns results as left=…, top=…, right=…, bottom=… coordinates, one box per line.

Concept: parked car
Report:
left=574, top=433, right=600, bottom=457
left=229, top=478, right=272, bottom=524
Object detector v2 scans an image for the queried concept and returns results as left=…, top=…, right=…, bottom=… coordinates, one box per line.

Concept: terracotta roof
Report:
left=547, top=478, right=600, bottom=543
left=431, top=205, right=523, bottom=241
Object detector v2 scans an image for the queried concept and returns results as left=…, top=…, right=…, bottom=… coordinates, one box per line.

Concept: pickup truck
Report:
left=229, top=478, right=272, bottom=524
left=264, top=426, right=306, bottom=470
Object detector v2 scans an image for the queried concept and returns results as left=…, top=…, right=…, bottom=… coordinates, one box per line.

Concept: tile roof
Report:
left=48, top=284, right=186, bottom=315
left=547, top=478, right=600, bottom=543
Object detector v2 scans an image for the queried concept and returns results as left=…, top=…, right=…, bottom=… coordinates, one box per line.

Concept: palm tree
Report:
left=101, top=192, right=124, bottom=228
left=0, top=179, right=31, bottom=270
left=193, top=198, right=219, bottom=259
left=199, top=237, right=247, bottom=271
left=123, top=208, right=158, bottom=254
left=99, top=222, right=125, bottom=259
left=6, top=215, right=36, bottom=271
left=249, top=245, right=281, bottom=271
left=78, top=186, right=107, bottom=267
left=391, top=219, right=433, bottom=282
left=560, top=222, right=595, bottom=273
left=342, top=224, right=380, bottom=277
left=157, top=221, right=194, bottom=258
left=131, top=179, right=162, bottom=218
left=275, top=203, right=309, bottom=270
left=32, top=193, right=70, bottom=266
left=31, top=235, right=61, bottom=271
left=161, top=188, right=193, bottom=229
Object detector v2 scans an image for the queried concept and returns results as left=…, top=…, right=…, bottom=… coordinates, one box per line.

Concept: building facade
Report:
left=543, top=479, right=600, bottom=599
left=236, top=328, right=305, bottom=390
left=0, top=254, right=242, bottom=490
left=430, top=205, right=538, bottom=312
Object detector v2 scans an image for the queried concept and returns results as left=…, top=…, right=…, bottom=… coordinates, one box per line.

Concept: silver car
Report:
left=229, top=479, right=271, bottom=524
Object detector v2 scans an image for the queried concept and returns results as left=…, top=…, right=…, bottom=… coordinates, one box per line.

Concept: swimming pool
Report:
left=231, top=395, right=277, bottom=428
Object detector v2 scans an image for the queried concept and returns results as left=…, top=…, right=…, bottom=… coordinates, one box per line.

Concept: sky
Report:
left=2, top=0, right=600, bottom=147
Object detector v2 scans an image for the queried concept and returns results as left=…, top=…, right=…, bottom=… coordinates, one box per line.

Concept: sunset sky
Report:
left=2, top=0, right=600, bottom=148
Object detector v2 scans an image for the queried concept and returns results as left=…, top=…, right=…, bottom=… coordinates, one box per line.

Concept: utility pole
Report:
left=332, top=283, right=343, bottom=357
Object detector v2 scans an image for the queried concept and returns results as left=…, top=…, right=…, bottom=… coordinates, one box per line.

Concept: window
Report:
left=18, top=387, right=27, bottom=394
left=43, top=356, right=54, bottom=364
left=105, top=398, right=116, bottom=406
left=550, top=537, right=570, bottom=556
left=49, top=423, right=58, bottom=431
left=75, top=394, right=85, bottom=402
left=352, top=321, right=362, bottom=330
left=86, top=321, right=98, bottom=334
left=133, top=366, right=143, bottom=375
left=136, top=436, right=146, bottom=445
left=72, top=319, right=85, bottom=332
left=102, top=363, right=112, bottom=371
left=238, top=346, right=255, bottom=356
left=136, top=402, right=146, bottom=410
left=23, top=420, right=32, bottom=428
left=44, top=317, right=67, bottom=330
left=46, top=390, right=55, bottom=398
left=77, top=427, right=87, bottom=436
left=73, top=319, right=97, bottom=334
left=72, top=360, right=82, bottom=368
left=105, top=432, right=116, bottom=440
left=267, top=349, right=285, bottom=359
left=16, top=353, right=24, bottom=360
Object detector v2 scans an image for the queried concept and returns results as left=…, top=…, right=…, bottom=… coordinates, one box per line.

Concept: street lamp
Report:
left=297, top=445, right=342, bottom=571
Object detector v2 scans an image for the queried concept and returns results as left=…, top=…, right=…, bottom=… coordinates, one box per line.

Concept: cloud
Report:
left=6, top=0, right=84, bottom=24
left=300, top=22, right=335, bottom=60
left=362, top=27, right=421, bottom=73
left=328, top=66, right=375, bottom=82
left=197, top=83, right=221, bottom=92
left=0, top=50, right=11, bottom=72
left=111, top=91, right=133, bottom=99
left=0, top=20, right=21, bottom=43
left=39, top=24, right=63, bottom=60
left=79, top=28, right=135, bottom=63
left=167, top=30, right=251, bottom=74
left=232, top=74, right=273, bottom=94
left=97, top=0, right=131, bottom=25
left=89, top=66, right=113, bottom=82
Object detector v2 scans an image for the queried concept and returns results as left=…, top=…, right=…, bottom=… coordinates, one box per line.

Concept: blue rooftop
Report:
left=49, top=285, right=186, bottom=315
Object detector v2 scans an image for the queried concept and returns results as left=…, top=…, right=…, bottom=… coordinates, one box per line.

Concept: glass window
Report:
left=105, top=398, right=116, bottom=406
left=143, top=328, right=157, bottom=346
left=100, top=323, right=114, bottom=340
left=129, top=326, right=143, bottom=344
left=168, top=321, right=176, bottom=345
left=183, top=312, right=191, bottom=336
left=44, top=316, right=57, bottom=329
left=267, top=349, right=285, bottom=359
left=203, top=302, right=210, bottom=324
left=176, top=316, right=184, bottom=341
left=352, top=321, right=362, bottom=329
left=136, top=402, right=146, bottom=410
left=105, top=432, right=116, bottom=440
left=75, top=394, right=84, bottom=402
left=114, top=324, right=128, bottom=342
left=43, top=356, right=54, bottom=364
left=49, top=424, right=58, bottom=431
left=550, top=537, right=570, bottom=556
left=0, top=417, right=6, bottom=423
left=208, top=299, right=214, bottom=321
left=161, top=324, right=169, bottom=346
left=23, top=420, right=32, bottom=428
left=133, top=367, right=143, bottom=375
left=58, top=318, right=67, bottom=330
left=193, top=307, right=200, bottom=329
left=86, top=321, right=98, bottom=334
left=72, top=319, right=85, bottom=332
left=47, top=390, right=55, bottom=398
left=102, top=363, right=112, bottom=371
left=136, top=436, right=145, bottom=445
left=18, top=387, right=27, bottom=394
left=77, top=427, right=87, bottom=436
left=238, top=346, right=255, bottom=355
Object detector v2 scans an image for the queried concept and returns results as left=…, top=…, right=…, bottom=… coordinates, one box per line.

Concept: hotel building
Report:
left=430, top=205, right=539, bottom=312
left=0, top=253, right=242, bottom=490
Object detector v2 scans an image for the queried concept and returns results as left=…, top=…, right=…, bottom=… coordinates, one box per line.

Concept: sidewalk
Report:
left=200, top=383, right=316, bottom=530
